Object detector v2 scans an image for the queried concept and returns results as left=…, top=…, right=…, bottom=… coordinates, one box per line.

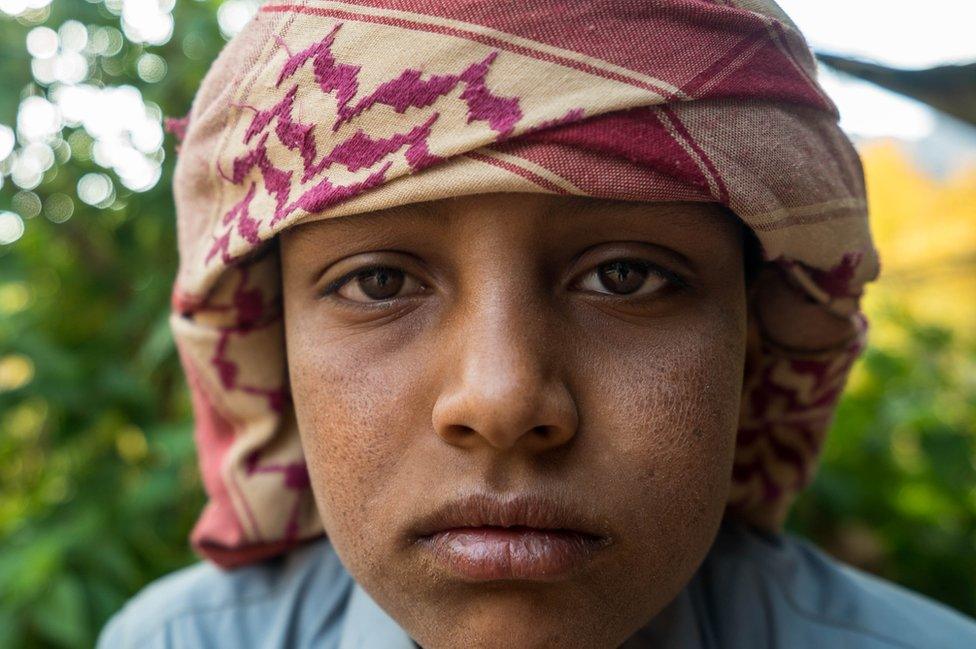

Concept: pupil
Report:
left=598, top=261, right=647, bottom=294
left=358, top=267, right=404, bottom=300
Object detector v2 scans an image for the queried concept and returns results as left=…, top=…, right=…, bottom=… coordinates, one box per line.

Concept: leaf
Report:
left=30, top=574, right=90, bottom=648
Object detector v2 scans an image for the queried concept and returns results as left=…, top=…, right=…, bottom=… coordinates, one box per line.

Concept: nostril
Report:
left=436, top=422, right=577, bottom=452
left=443, top=424, right=476, bottom=440
left=531, top=424, right=576, bottom=450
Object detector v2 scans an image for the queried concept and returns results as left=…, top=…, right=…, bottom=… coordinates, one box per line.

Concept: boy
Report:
left=99, top=1, right=976, bottom=646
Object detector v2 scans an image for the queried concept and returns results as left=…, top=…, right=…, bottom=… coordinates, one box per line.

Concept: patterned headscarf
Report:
left=170, top=0, right=878, bottom=567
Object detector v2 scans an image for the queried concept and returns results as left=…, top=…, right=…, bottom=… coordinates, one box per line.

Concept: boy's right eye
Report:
left=321, top=265, right=427, bottom=305
left=572, top=257, right=689, bottom=302
left=576, top=260, right=665, bottom=297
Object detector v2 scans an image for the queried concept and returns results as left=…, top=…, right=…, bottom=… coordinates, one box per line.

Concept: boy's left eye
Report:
left=328, top=265, right=426, bottom=304
left=574, top=259, right=672, bottom=298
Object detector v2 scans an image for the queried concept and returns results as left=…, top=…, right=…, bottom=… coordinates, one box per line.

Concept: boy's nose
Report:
left=430, top=300, right=578, bottom=454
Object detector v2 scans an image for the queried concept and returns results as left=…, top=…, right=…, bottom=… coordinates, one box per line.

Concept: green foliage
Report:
left=0, top=2, right=222, bottom=647
left=0, top=3, right=973, bottom=649
left=789, top=305, right=976, bottom=618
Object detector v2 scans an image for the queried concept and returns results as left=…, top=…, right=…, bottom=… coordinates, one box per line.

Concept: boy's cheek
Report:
left=289, top=318, right=742, bottom=645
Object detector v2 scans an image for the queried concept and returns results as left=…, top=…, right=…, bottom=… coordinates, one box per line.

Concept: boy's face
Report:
left=280, top=193, right=749, bottom=649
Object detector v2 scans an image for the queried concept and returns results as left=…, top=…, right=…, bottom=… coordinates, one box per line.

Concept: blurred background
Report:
left=0, top=0, right=972, bottom=646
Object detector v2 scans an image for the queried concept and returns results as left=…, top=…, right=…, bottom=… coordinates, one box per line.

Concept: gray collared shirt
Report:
left=97, top=521, right=976, bottom=648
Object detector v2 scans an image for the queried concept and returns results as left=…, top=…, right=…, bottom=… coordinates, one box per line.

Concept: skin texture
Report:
left=280, top=193, right=752, bottom=649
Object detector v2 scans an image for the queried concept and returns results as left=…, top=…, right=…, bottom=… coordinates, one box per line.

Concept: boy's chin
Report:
left=408, top=606, right=637, bottom=649
left=372, top=577, right=666, bottom=649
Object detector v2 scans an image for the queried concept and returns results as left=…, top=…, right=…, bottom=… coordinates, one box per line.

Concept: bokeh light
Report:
left=3, top=1, right=171, bottom=197
left=0, top=124, right=14, bottom=161
left=115, top=425, right=149, bottom=464
left=52, top=83, right=164, bottom=190
left=88, top=25, right=124, bottom=57
left=217, top=0, right=259, bottom=39
left=66, top=129, right=92, bottom=160
left=27, top=21, right=93, bottom=87
left=77, top=172, right=115, bottom=207
left=25, top=25, right=57, bottom=58
left=101, top=55, right=124, bottom=77
left=181, top=31, right=206, bottom=59
left=22, top=142, right=53, bottom=171
left=58, top=20, right=88, bottom=52
left=121, top=0, right=175, bottom=46
left=16, top=95, right=61, bottom=142
left=30, top=56, right=56, bottom=85
left=0, top=0, right=28, bottom=15
left=136, top=52, right=167, bottom=83
left=9, top=140, right=56, bottom=190
left=51, top=137, right=70, bottom=164
left=0, top=282, right=31, bottom=314
left=43, top=192, right=73, bottom=223
left=10, top=150, right=44, bottom=189
left=0, top=211, right=26, bottom=245
left=0, top=0, right=52, bottom=18
left=0, top=354, right=35, bottom=392
left=11, top=190, right=42, bottom=219
left=51, top=49, right=89, bottom=84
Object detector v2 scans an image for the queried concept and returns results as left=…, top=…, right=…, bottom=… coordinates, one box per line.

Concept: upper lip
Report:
left=409, top=491, right=609, bottom=540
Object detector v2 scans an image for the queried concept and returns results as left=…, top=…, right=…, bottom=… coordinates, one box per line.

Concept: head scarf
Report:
left=170, top=0, right=878, bottom=568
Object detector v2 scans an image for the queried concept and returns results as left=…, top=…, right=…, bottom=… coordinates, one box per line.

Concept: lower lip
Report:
left=417, top=526, right=606, bottom=581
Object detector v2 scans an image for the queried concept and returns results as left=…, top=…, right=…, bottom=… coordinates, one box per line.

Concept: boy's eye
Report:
left=322, top=258, right=683, bottom=306
left=330, top=266, right=426, bottom=303
left=574, top=259, right=675, bottom=298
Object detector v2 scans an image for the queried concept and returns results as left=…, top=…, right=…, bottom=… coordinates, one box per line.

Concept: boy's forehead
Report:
left=287, top=194, right=734, bottom=241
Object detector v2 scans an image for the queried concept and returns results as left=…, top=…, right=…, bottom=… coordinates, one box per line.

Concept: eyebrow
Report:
left=288, top=205, right=432, bottom=238
left=546, top=203, right=702, bottom=269
left=295, top=198, right=709, bottom=279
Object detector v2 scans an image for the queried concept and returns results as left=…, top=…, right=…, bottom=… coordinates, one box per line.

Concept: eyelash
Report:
left=319, top=260, right=688, bottom=307
left=577, top=259, right=689, bottom=297
left=319, top=264, right=422, bottom=305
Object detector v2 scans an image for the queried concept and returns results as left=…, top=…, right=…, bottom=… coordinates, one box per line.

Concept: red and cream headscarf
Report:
left=170, top=0, right=879, bottom=567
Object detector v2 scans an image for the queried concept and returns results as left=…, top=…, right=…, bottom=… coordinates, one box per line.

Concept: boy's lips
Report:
left=409, top=492, right=612, bottom=581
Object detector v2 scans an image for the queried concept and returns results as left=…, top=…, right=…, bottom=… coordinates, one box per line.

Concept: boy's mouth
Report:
left=410, top=492, right=612, bottom=582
